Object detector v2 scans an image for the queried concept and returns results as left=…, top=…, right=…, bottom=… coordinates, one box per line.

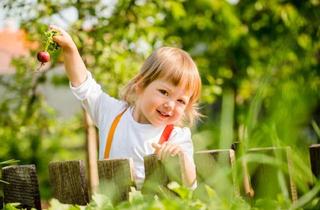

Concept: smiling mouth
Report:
left=157, top=110, right=170, bottom=118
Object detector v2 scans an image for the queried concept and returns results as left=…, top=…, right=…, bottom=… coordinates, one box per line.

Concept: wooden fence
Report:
left=1, top=144, right=320, bottom=210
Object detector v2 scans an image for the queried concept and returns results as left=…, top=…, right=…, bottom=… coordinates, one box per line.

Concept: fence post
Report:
left=142, top=154, right=181, bottom=195
left=195, top=149, right=238, bottom=197
left=84, top=110, right=99, bottom=195
left=309, top=144, right=320, bottom=180
left=245, top=147, right=297, bottom=202
left=2, top=164, right=41, bottom=210
left=48, top=160, right=89, bottom=205
left=0, top=176, right=3, bottom=210
left=0, top=195, right=3, bottom=209
left=97, top=158, right=134, bottom=203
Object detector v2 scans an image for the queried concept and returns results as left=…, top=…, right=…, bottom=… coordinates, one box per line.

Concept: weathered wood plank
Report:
left=195, top=149, right=238, bottom=197
left=97, top=159, right=134, bottom=203
left=309, top=144, right=320, bottom=180
left=142, top=154, right=167, bottom=194
left=142, top=154, right=181, bottom=195
left=0, top=174, right=3, bottom=210
left=2, top=164, right=41, bottom=210
left=246, top=147, right=297, bottom=202
left=0, top=196, right=3, bottom=209
left=48, top=160, right=89, bottom=205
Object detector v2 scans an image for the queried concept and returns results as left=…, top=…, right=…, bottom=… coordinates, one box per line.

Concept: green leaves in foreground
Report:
left=2, top=182, right=250, bottom=210
left=0, top=159, right=19, bottom=184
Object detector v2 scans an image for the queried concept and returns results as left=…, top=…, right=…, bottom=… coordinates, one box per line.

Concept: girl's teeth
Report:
left=158, top=110, right=169, bottom=117
left=162, top=112, right=169, bottom=117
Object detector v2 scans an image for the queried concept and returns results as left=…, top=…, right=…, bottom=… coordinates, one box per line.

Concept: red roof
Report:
left=0, top=27, right=37, bottom=74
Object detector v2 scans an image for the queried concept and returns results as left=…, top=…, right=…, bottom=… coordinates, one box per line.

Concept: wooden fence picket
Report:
left=48, top=160, right=89, bottom=205
left=3, top=144, right=317, bottom=206
left=97, top=158, right=134, bottom=203
left=245, top=147, right=298, bottom=202
left=194, top=149, right=238, bottom=196
left=2, top=164, right=41, bottom=210
left=142, top=154, right=181, bottom=195
left=309, top=144, right=320, bottom=180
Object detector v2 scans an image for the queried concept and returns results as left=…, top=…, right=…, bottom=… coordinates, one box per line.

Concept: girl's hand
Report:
left=48, top=25, right=87, bottom=86
left=152, top=142, right=184, bottom=161
left=49, top=25, right=77, bottom=52
left=152, top=142, right=196, bottom=188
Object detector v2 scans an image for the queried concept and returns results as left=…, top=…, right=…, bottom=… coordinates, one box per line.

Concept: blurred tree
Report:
left=161, top=0, right=320, bottom=148
left=0, top=0, right=186, bottom=198
left=1, top=0, right=319, bottom=201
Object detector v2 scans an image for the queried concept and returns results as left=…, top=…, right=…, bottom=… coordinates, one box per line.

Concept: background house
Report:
left=0, top=21, right=81, bottom=119
left=0, top=22, right=29, bottom=74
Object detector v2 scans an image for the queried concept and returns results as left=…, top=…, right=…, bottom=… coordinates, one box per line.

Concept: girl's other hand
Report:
left=152, top=142, right=183, bottom=161
left=49, top=25, right=77, bottom=52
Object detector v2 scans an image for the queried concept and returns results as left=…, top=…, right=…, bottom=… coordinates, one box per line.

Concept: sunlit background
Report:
left=0, top=0, right=319, bottom=209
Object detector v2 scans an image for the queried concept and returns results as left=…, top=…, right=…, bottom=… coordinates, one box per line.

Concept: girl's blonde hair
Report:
left=120, top=47, right=202, bottom=126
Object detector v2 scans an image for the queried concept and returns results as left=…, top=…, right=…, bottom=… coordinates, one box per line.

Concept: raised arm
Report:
left=50, top=25, right=87, bottom=87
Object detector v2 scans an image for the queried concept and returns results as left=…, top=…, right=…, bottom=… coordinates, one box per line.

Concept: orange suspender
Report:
left=104, top=109, right=174, bottom=159
left=103, top=108, right=127, bottom=159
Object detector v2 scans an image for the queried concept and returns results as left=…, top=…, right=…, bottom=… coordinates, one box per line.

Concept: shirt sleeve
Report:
left=69, top=70, right=125, bottom=129
left=169, top=127, right=197, bottom=190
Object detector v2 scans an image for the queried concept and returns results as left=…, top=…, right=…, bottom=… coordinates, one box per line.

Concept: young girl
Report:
left=51, top=25, right=202, bottom=189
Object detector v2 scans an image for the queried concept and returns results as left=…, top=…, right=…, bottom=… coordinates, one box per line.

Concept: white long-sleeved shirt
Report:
left=70, top=71, right=196, bottom=188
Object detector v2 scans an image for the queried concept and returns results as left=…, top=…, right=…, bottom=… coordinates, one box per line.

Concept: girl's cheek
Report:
left=173, top=107, right=184, bottom=120
left=177, top=106, right=186, bottom=114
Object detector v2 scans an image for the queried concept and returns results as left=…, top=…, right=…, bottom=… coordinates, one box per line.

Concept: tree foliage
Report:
left=0, top=0, right=320, bottom=208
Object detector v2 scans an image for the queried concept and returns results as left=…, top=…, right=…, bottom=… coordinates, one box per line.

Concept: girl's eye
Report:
left=159, top=89, right=168, bottom=96
left=177, top=99, right=186, bottom=105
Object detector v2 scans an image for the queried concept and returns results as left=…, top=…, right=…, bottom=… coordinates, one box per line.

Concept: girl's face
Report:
left=133, top=78, right=191, bottom=127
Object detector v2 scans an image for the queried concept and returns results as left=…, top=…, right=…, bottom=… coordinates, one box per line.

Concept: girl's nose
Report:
left=164, top=100, right=175, bottom=109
